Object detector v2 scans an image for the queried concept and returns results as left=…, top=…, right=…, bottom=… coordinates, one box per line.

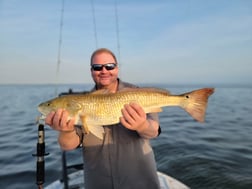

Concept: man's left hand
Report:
left=120, top=102, right=148, bottom=132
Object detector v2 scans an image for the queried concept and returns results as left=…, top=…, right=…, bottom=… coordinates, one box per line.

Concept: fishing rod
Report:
left=34, top=0, right=64, bottom=185
left=33, top=124, right=49, bottom=189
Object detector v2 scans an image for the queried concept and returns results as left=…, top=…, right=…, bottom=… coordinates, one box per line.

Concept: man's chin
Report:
left=99, top=80, right=111, bottom=86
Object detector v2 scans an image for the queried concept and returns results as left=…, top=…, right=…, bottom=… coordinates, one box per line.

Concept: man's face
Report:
left=91, top=52, right=118, bottom=88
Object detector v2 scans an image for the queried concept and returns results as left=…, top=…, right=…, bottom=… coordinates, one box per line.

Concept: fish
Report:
left=38, top=87, right=214, bottom=139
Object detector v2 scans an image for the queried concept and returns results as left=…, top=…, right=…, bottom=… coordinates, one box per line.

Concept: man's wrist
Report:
left=59, top=128, right=76, bottom=134
left=136, top=120, right=149, bottom=134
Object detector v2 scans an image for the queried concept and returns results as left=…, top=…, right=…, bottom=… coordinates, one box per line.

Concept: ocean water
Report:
left=0, top=84, right=252, bottom=189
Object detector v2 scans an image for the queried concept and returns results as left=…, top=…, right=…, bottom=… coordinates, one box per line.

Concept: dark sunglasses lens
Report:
left=105, top=64, right=116, bottom=70
left=92, top=63, right=117, bottom=71
left=92, top=64, right=103, bottom=71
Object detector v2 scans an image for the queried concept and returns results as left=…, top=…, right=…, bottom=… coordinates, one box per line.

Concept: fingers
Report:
left=52, top=109, right=64, bottom=128
left=121, top=104, right=137, bottom=124
left=120, top=116, right=129, bottom=128
left=45, top=111, right=55, bottom=125
left=121, top=102, right=146, bottom=130
left=45, top=109, right=75, bottom=132
left=129, top=102, right=146, bottom=117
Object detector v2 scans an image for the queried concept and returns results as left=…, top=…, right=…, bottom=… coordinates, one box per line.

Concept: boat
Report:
left=45, top=170, right=190, bottom=189
left=44, top=151, right=190, bottom=189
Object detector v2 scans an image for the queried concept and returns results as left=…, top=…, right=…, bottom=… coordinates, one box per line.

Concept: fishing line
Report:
left=90, top=0, right=122, bottom=65
left=114, top=0, right=121, bottom=65
left=90, top=0, right=98, bottom=49
left=55, top=0, right=65, bottom=96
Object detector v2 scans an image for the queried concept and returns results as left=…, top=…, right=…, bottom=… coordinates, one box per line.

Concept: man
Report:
left=46, top=48, right=161, bottom=189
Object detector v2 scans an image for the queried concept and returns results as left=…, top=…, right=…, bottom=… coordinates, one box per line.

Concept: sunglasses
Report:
left=91, top=63, right=117, bottom=71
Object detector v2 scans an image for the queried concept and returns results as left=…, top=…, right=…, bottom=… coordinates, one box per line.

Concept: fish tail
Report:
left=182, top=88, right=214, bottom=122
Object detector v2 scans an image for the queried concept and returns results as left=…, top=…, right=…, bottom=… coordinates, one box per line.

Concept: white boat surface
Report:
left=45, top=169, right=190, bottom=189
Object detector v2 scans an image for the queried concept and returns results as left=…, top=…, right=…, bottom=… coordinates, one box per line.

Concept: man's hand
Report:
left=120, top=102, right=148, bottom=133
left=120, top=102, right=160, bottom=139
left=45, top=109, right=80, bottom=151
left=45, top=109, right=75, bottom=132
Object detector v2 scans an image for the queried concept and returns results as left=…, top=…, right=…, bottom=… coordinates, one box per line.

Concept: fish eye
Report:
left=47, top=103, right=51, bottom=106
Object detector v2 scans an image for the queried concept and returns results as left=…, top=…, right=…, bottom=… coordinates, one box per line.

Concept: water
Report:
left=0, top=84, right=252, bottom=189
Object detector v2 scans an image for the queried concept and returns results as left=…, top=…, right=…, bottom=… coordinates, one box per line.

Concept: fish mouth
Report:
left=39, top=115, right=46, bottom=119
left=35, top=115, right=46, bottom=124
left=37, top=105, right=50, bottom=116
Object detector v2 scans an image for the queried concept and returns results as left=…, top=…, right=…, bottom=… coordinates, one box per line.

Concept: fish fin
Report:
left=80, top=115, right=89, bottom=134
left=88, top=125, right=105, bottom=140
left=182, top=88, right=214, bottom=122
left=80, top=114, right=104, bottom=140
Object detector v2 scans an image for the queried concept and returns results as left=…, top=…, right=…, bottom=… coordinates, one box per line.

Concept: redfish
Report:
left=38, top=87, right=214, bottom=139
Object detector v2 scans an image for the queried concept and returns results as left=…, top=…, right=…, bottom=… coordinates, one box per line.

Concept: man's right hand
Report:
left=45, top=109, right=76, bottom=132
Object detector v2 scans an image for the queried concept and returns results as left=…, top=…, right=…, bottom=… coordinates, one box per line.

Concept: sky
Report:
left=0, top=0, right=252, bottom=85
